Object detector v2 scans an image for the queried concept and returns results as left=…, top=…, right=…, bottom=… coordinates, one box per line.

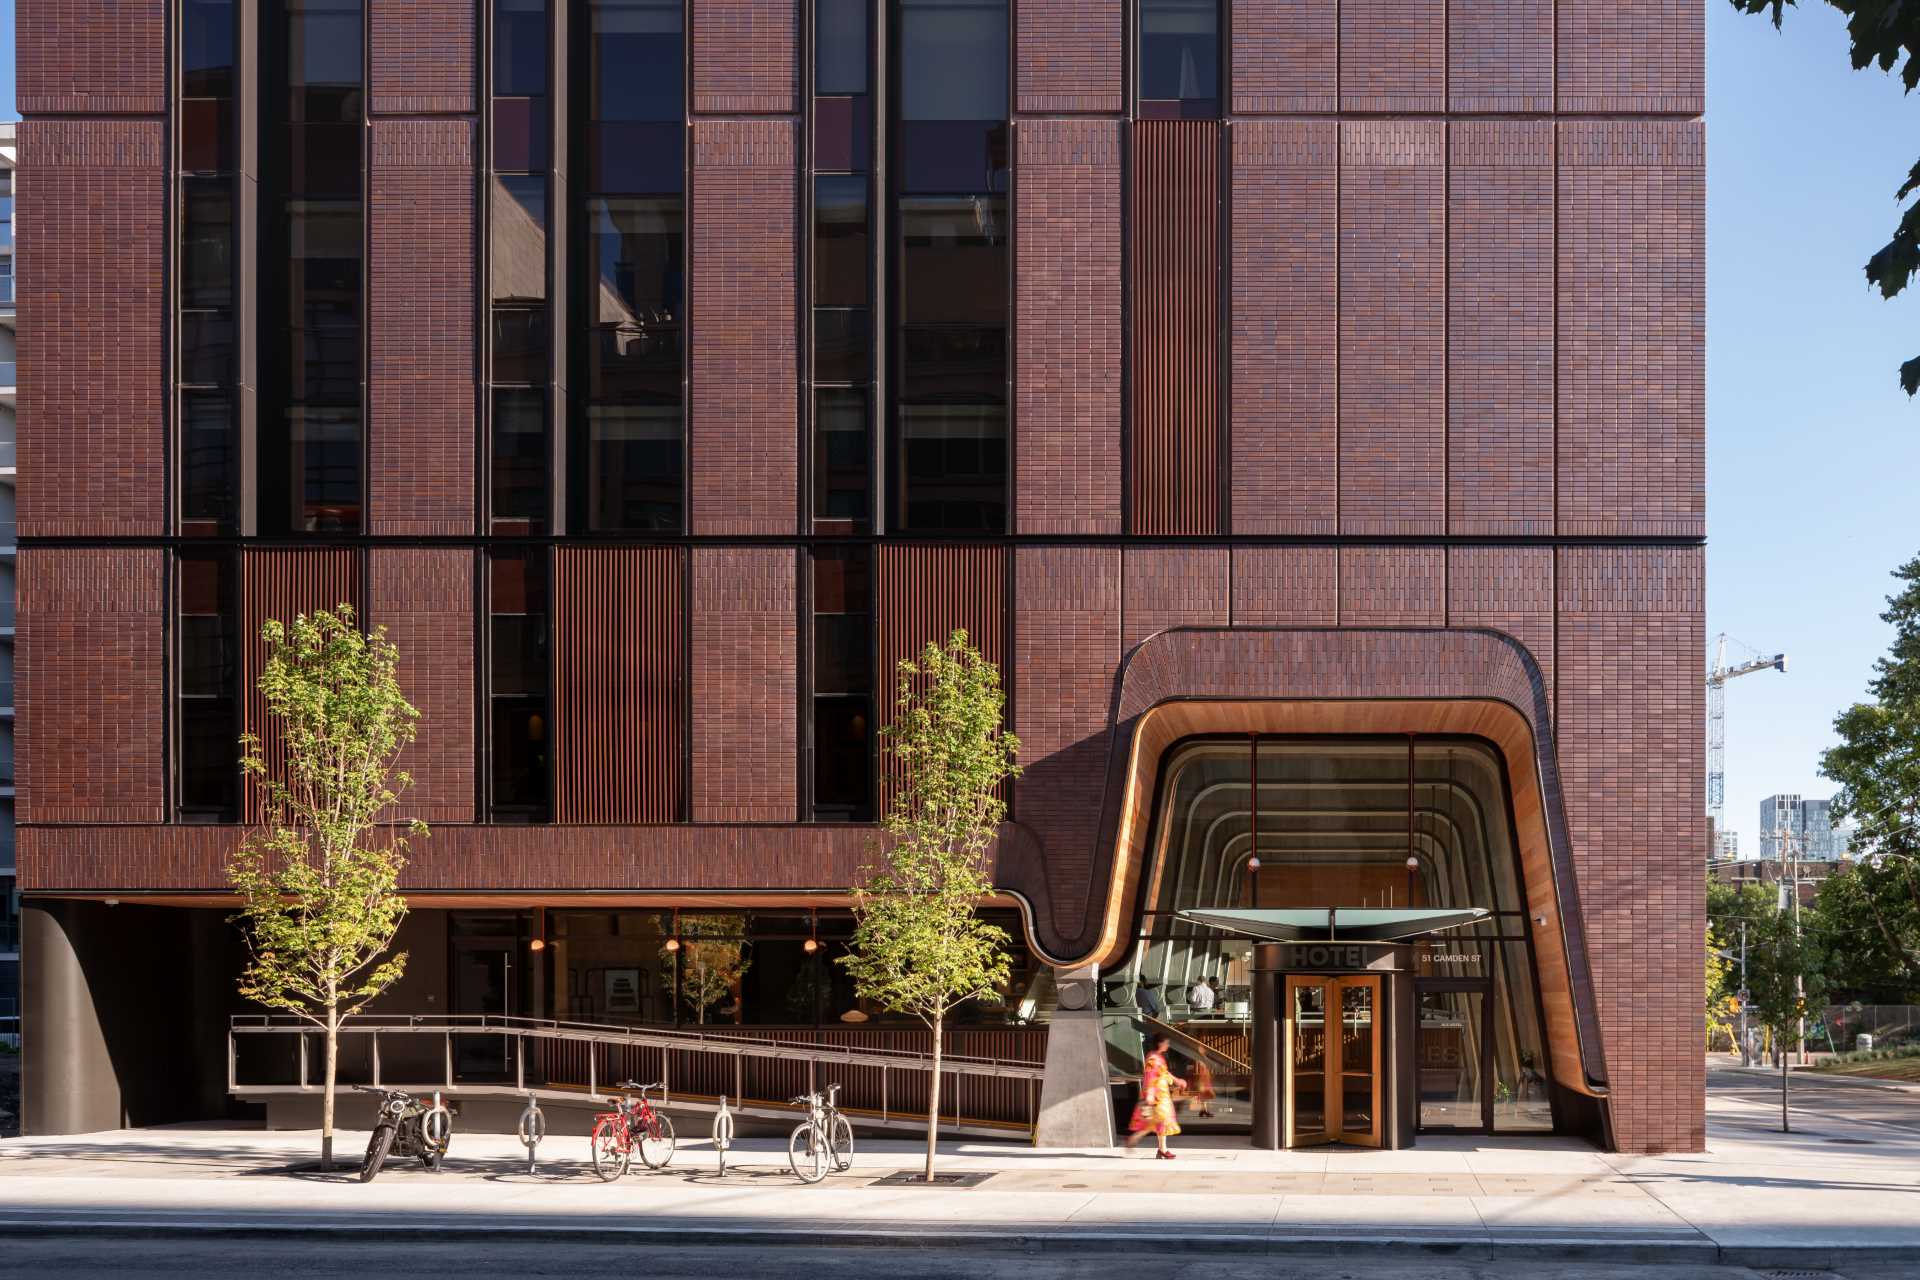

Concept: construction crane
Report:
left=1707, top=633, right=1787, bottom=848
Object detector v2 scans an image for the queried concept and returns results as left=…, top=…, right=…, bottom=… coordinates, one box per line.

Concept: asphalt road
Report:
left=1707, top=1061, right=1920, bottom=1136
left=5, top=1240, right=1919, bottom=1280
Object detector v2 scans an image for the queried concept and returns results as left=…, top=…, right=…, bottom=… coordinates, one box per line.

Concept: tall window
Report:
left=571, top=0, right=685, bottom=533
left=489, top=548, right=551, bottom=821
left=809, top=547, right=873, bottom=820
left=1138, top=0, right=1220, bottom=117
left=179, top=0, right=238, bottom=534
left=491, top=0, right=553, bottom=532
left=890, top=0, right=1009, bottom=533
left=177, top=550, right=240, bottom=820
left=260, top=0, right=365, bottom=534
left=811, top=0, right=873, bottom=532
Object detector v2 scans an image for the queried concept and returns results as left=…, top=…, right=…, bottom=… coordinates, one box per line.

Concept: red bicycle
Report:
left=591, top=1079, right=677, bottom=1179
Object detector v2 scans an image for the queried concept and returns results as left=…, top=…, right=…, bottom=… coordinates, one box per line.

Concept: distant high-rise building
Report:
left=1759, top=794, right=1849, bottom=861
left=1715, top=830, right=1739, bottom=860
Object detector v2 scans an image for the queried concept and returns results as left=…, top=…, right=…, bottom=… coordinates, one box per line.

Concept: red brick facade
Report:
left=15, top=0, right=1705, bottom=1154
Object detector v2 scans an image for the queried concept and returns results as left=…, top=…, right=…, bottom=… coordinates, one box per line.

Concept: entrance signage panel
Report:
left=1256, top=941, right=1407, bottom=973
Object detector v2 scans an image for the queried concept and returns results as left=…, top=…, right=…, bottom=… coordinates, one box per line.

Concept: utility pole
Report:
left=1783, top=824, right=1807, bottom=1065
left=1738, top=919, right=1750, bottom=1067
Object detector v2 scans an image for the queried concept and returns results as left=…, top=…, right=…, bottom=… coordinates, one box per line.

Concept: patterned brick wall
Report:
left=369, top=548, right=477, bottom=825
left=1231, top=121, right=1336, bottom=535
left=16, top=549, right=166, bottom=826
left=1340, top=122, right=1445, bottom=536
left=1451, top=121, right=1554, bottom=537
left=369, top=120, right=477, bottom=537
left=1450, top=0, right=1553, bottom=113
left=1122, top=547, right=1228, bottom=651
left=1556, top=546, right=1705, bottom=1153
left=691, top=548, right=797, bottom=822
left=1232, top=0, right=1336, bottom=114
left=1016, top=0, right=1122, bottom=115
left=1338, top=546, right=1444, bottom=628
left=692, top=0, right=799, bottom=115
left=1341, top=0, right=1444, bottom=113
left=16, top=120, right=166, bottom=537
left=1558, top=122, right=1705, bottom=538
left=17, top=0, right=164, bottom=114
left=370, top=0, right=476, bottom=115
left=1014, top=120, right=1123, bottom=536
left=1447, top=546, right=1554, bottom=708
left=1014, top=547, right=1120, bottom=934
left=1560, top=1, right=1705, bottom=115
left=1229, top=547, right=1338, bottom=627
left=690, top=120, right=800, bottom=537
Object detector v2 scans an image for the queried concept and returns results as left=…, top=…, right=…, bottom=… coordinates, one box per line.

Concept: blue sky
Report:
left=0, top=5, right=1911, bottom=852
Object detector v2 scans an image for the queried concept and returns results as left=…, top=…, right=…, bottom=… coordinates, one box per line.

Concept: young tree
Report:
left=662, top=914, right=751, bottom=1024
left=228, top=605, right=423, bottom=1171
left=1744, top=907, right=1829, bottom=1131
left=840, top=630, right=1021, bottom=1181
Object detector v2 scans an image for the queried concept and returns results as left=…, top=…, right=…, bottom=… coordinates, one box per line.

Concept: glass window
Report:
left=181, top=97, right=235, bottom=173
left=811, top=548, right=873, bottom=821
left=179, top=391, right=236, bottom=535
left=491, top=176, right=549, bottom=303
left=492, top=388, right=549, bottom=533
left=589, top=0, right=684, bottom=122
left=585, top=405, right=683, bottom=532
left=490, top=549, right=551, bottom=821
left=814, top=176, right=870, bottom=308
left=899, top=0, right=1007, bottom=121
left=179, top=311, right=236, bottom=388
left=1139, top=0, right=1219, bottom=114
left=495, top=0, right=549, bottom=97
left=178, top=550, right=238, bottom=819
left=816, top=0, right=868, bottom=94
left=287, top=407, right=362, bottom=532
left=492, top=309, right=549, bottom=384
left=814, top=308, right=871, bottom=384
left=182, top=0, right=237, bottom=97
left=899, top=195, right=1005, bottom=325
left=180, top=178, right=235, bottom=310
left=899, top=404, right=1006, bottom=531
left=813, top=388, right=870, bottom=532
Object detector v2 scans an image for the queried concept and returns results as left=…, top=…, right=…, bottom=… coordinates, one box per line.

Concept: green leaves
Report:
left=228, top=604, right=421, bottom=1027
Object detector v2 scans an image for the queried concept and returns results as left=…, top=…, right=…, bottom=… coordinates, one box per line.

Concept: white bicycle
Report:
left=786, top=1083, right=854, bottom=1184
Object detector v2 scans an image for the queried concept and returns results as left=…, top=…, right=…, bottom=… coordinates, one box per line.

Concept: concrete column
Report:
left=22, top=901, right=123, bottom=1134
left=1033, top=965, right=1115, bottom=1148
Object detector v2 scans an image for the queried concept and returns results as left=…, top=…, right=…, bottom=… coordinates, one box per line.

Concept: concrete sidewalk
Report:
left=0, top=1085, right=1915, bottom=1268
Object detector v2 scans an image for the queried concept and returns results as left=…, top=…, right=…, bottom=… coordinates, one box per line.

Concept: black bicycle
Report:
left=357, top=1086, right=453, bottom=1182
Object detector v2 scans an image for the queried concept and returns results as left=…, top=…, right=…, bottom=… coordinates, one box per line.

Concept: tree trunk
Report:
left=1780, top=1039, right=1790, bottom=1133
left=926, top=1016, right=942, bottom=1182
left=323, top=1014, right=339, bottom=1170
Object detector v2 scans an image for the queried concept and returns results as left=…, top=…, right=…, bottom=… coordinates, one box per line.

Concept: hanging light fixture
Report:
left=803, top=907, right=820, bottom=954
left=664, top=908, right=681, bottom=952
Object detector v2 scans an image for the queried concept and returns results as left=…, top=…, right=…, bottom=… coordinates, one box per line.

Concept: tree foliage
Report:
left=840, top=630, right=1021, bottom=1179
left=663, top=914, right=751, bottom=1024
left=227, top=605, right=422, bottom=1168
left=1730, top=2, right=1920, bottom=392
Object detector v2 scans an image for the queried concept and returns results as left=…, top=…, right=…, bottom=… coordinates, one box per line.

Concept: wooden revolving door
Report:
left=1283, top=974, right=1383, bottom=1148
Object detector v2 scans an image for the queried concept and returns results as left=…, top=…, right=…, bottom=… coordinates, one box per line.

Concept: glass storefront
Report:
left=1115, top=736, right=1555, bottom=1134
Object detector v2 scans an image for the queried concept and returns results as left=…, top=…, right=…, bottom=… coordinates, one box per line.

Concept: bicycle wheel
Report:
left=358, top=1123, right=396, bottom=1183
left=829, top=1113, right=854, bottom=1172
left=590, top=1118, right=631, bottom=1182
left=637, top=1112, right=676, bottom=1170
left=788, top=1121, right=828, bottom=1184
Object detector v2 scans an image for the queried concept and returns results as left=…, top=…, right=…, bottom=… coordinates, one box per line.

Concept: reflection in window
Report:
left=178, top=1, right=237, bottom=534
left=490, top=549, right=551, bottom=821
left=811, top=548, right=873, bottom=820
left=811, top=6, right=874, bottom=530
left=1139, top=0, right=1220, bottom=117
left=489, top=42, right=553, bottom=531
left=177, top=550, right=239, bottom=819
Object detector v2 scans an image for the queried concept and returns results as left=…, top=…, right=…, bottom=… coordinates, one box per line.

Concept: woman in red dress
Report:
left=1124, top=1034, right=1187, bottom=1159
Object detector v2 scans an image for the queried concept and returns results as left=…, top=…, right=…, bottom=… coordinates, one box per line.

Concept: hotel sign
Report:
left=1257, top=941, right=1407, bottom=973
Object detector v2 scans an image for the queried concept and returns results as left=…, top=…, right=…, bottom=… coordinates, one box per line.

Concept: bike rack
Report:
left=517, top=1092, right=547, bottom=1175
left=712, top=1094, right=734, bottom=1178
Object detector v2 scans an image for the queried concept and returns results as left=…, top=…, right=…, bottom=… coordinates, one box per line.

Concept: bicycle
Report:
left=787, top=1082, right=854, bottom=1184
left=590, top=1079, right=677, bottom=1180
left=356, top=1086, right=452, bottom=1182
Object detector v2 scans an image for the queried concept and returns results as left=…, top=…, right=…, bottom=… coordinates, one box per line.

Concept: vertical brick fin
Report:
left=1232, top=0, right=1336, bottom=114
left=1340, top=122, right=1445, bottom=536
left=1014, top=120, right=1123, bottom=535
left=16, top=0, right=165, bottom=114
left=1447, top=546, right=1554, bottom=713
left=1013, top=546, right=1120, bottom=933
left=1130, top=121, right=1220, bottom=537
left=241, top=548, right=364, bottom=822
left=1230, top=547, right=1337, bottom=626
left=369, top=119, right=478, bottom=536
left=693, top=0, right=800, bottom=115
left=1556, top=546, right=1706, bottom=1153
left=691, top=547, right=798, bottom=821
left=1122, top=547, right=1227, bottom=651
left=1559, top=1, right=1704, bottom=115
left=370, top=0, right=477, bottom=115
left=15, top=549, right=166, bottom=827
left=1450, top=122, right=1554, bottom=537
left=1338, top=546, right=1444, bottom=627
left=875, top=544, right=1009, bottom=815
left=1558, top=122, right=1705, bottom=538
left=369, top=548, right=478, bottom=825
left=1450, top=0, right=1553, bottom=113
left=1340, top=0, right=1445, bottom=113
left=1232, top=121, right=1336, bottom=535
left=553, top=547, right=686, bottom=824
left=690, top=120, right=800, bottom=536
left=1016, top=0, right=1123, bottom=115
left=16, top=120, right=166, bottom=537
